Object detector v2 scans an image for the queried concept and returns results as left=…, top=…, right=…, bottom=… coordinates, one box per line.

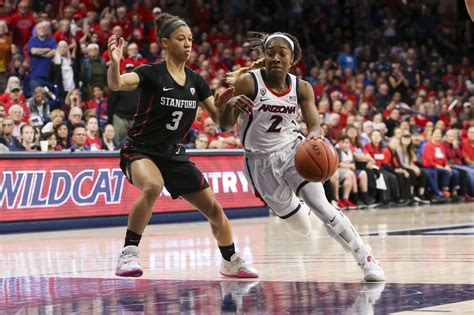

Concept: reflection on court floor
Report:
left=1, top=277, right=473, bottom=314
left=1, top=203, right=473, bottom=314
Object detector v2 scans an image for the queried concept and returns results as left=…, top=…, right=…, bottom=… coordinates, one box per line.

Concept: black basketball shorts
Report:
left=119, top=142, right=209, bottom=199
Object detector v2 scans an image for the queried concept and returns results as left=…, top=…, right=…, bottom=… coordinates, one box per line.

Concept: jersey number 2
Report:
left=267, top=115, right=283, bottom=133
left=166, top=111, right=183, bottom=131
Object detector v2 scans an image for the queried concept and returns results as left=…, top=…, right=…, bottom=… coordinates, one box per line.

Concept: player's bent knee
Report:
left=141, top=182, right=164, bottom=200
left=282, top=204, right=312, bottom=237
left=204, top=200, right=226, bottom=222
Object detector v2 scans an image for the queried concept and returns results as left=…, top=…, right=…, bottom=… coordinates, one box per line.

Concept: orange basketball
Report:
left=294, top=138, right=339, bottom=182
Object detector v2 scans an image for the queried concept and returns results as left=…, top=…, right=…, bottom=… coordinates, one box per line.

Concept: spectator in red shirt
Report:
left=444, top=129, right=474, bottom=199
left=364, top=129, right=402, bottom=204
left=364, top=130, right=385, bottom=168
left=86, top=85, right=107, bottom=128
left=233, top=47, right=248, bottom=68
left=191, top=106, right=209, bottom=134
left=113, top=6, right=132, bottom=40
left=0, top=2, right=13, bottom=26
left=147, top=8, right=161, bottom=44
left=414, top=103, right=432, bottom=129
left=0, top=77, right=26, bottom=104
left=52, top=19, right=74, bottom=47
left=422, top=129, right=460, bottom=199
left=9, top=1, right=35, bottom=48
left=331, top=100, right=347, bottom=127
left=95, top=18, right=111, bottom=50
left=328, top=113, right=343, bottom=144
left=129, top=14, right=145, bottom=49
left=313, top=73, right=329, bottom=101
left=361, top=85, right=375, bottom=107
left=5, top=86, right=29, bottom=123
left=84, top=116, right=101, bottom=150
left=123, top=43, right=148, bottom=69
left=462, top=126, right=474, bottom=166
left=203, top=117, right=239, bottom=149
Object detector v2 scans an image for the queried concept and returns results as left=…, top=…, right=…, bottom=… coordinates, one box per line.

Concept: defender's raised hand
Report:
left=108, top=35, right=124, bottom=65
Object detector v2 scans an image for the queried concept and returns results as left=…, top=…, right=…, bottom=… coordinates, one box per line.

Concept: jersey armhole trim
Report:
left=249, top=72, right=258, bottom=101
left=296, top=78, right=300, bottom=103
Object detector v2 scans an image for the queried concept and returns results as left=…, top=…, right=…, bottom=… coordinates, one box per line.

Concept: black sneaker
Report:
left=430, top=195, right=446, bottom=204
left=414, top=195, right=430, bottom=204
left=450, top=195, right=463, bottom=203
left=396, top=199, right=410, bottom=206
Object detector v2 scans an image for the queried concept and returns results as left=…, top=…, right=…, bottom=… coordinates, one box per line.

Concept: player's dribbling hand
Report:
left=307, top=128, right=324, bottom=140
left=108, top=35, right=124, bottom=65
left=228, top=94, right=254, bottom=114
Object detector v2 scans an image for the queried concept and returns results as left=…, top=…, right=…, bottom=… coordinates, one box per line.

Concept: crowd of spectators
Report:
left=0, top=0, right=472, bottom=205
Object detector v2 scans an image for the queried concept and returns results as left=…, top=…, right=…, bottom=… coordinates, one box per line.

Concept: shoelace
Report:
left=121, top=253, right=139, bottom=264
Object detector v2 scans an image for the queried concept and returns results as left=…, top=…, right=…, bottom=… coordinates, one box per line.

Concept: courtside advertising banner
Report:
left=0, top=153, right=264, bottom=222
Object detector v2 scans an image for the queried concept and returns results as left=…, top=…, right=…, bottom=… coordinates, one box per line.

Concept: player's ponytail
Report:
left=226, top=57, right=265, bottom=84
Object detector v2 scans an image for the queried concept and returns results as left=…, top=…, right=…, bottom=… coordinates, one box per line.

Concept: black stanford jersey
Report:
left=128, top=62, right=211, bottom=148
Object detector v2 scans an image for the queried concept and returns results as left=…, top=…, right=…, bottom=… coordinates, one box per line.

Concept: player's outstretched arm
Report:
left=107, top=35, right=140, bottom=91
left=200, top=87, right=235, bottom=125
left=299, top=80, right=323, bottom=139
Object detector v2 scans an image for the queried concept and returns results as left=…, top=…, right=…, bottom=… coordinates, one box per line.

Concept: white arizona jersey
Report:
left=239, top=69, right=301, bottom=154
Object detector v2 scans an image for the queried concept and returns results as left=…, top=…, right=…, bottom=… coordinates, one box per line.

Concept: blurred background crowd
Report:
left=0, top=0, right=472, bottom=207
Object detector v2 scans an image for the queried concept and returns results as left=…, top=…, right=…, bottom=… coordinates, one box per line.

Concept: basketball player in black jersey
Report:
left=219, top=31, right=385, bottom=282
left=107, top=13, right=258, bottom=278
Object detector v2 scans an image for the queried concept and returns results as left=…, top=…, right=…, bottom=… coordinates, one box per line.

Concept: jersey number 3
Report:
left=166, top=111, right=183, bottom=131
left=267, top=115, right=283, bottom=133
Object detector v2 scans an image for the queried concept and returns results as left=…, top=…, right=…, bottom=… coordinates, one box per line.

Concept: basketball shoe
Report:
left=347, top=282, right=386, bottom=314
left=220, top=253, right=259, bottom=278
left=115, top=245, right=143, bottom=277
left=359, top=254, right=385, bottom=282
left=220, top=280, right=260, bottom=311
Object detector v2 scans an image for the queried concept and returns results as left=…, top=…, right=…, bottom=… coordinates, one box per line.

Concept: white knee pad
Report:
left=281, top=203, right=312, bottom=237
left=324, top=211, right=370, bottom=264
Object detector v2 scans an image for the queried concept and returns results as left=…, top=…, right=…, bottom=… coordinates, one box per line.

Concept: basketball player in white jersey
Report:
left=219, top=31, right=385, bottom=281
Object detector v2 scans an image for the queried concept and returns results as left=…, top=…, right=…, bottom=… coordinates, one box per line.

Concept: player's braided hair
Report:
left=155, top=13, right=187, bottom=41
left=226, top=31, right=302, bottom=84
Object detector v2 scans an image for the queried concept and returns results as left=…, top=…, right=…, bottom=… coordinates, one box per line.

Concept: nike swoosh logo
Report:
left=163, top=87, right=174, bottom=91
left=261, top=97, right=270, bottom=101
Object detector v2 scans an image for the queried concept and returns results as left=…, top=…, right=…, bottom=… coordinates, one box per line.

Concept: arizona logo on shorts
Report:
left=190, top=87, right=195, bottom=95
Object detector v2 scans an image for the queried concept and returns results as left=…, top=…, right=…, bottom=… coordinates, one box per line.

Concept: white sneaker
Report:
left=348, top=282, right=386, bottom=314
left=220, top=281, right=260, bottom=310
left=115, top=245, right=143, bottom=277
left=360, top=255, right=385, bottom=282
left=220, top=253, right=259, bottom=278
